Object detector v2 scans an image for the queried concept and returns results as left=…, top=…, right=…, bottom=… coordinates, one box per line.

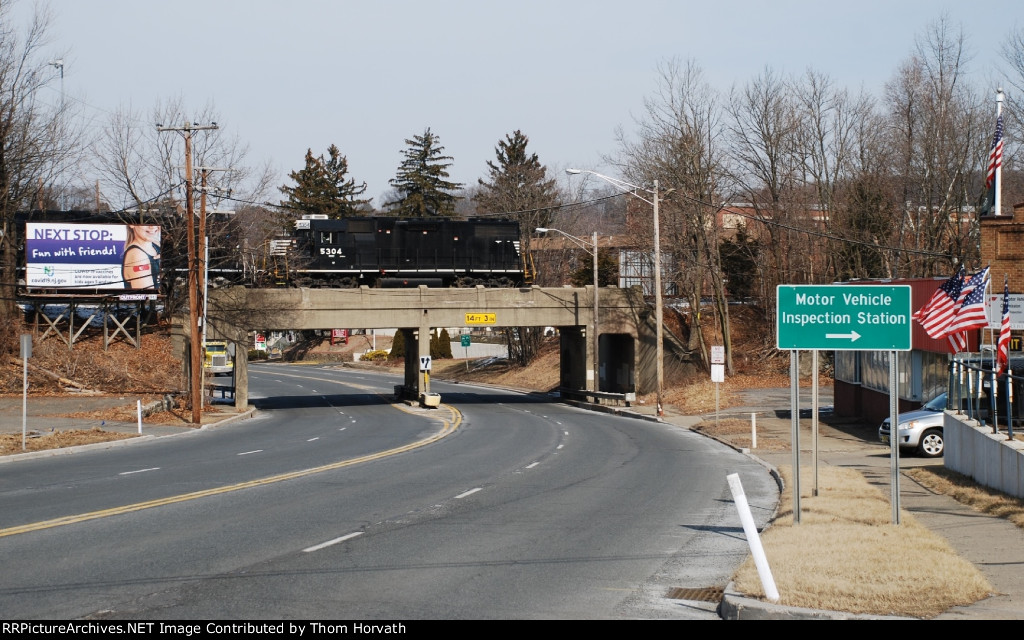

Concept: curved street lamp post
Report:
left=536, top=227, right=600, bottom=393
left=566, top=169, right=664, bottom=416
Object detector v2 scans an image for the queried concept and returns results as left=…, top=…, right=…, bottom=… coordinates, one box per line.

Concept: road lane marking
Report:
left=307, top=437, right=320, bottom=442
left=525, top=462, right=539, bottom=469
left=0, top=405, right=461, bottom=539
left=303, top=531, right=363, bottom=553
left=455, top=488, right=481, bottom=499
left=119, top=468, right=160, bottom=476
left=238, top=450, right=263, bottom=456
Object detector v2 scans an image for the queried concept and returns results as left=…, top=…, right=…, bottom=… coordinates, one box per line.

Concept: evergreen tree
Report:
left=474, top=130, right=561, bottom=254
left=386, top=128, right=463, bottom=217
left=570, top=249, right=619, bottom=288
left=279, top=145, right=371, bottom=220
left=389, top=330, right=406, bottom=361
left=476, top=131, right=561, bottom=366
left=438, top=328, right=453, bottom=358
left=429, top=329, right=442, bottom=359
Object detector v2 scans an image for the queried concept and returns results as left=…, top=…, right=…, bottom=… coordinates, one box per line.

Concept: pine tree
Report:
left=474, top=130, right=560, bottom=254
left=386, top=128, right=463, bottom=217
left=476, top=131, right=561, bottom=366
left=279, top=145, right=371, bottom=220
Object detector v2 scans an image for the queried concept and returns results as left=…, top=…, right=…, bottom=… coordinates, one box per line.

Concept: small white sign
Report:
left=711, top=364, right=725, bottom=383
left=711, top=345, right=725, bottom=364
left=420, top=355, right=432, bottom=371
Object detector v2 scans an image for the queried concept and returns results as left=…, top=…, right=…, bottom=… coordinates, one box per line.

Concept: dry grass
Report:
left=731, top=465, right=995, bottom=618
left=0, top=428, right=138, bottom=456
left=692, top=417, right=791, bottom=451
left=906, top=466, right=1024, bottom=529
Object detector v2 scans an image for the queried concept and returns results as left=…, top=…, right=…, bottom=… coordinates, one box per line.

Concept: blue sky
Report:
left=19, top=0, right=1024, bottom=207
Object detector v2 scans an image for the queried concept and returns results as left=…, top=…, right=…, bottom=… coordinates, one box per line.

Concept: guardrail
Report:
left=557, top=388, right=636, bottom=407
left=949, top=357, right=1017, bottom=439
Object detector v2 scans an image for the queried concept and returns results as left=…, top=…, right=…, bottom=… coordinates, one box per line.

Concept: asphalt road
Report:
left=0, top=364, right=777, bottom=620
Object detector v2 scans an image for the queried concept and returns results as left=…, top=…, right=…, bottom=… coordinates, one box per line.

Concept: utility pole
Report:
left=195, top=166, right=230, bottom=409
left=156, top=121, right=219, bottom=424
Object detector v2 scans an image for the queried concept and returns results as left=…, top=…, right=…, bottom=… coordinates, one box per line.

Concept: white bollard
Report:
left=137, top=400, right=142, bottom=434
left=727, top=473, right=779, bottom=602
left=751, top=413, right=757, bottom=449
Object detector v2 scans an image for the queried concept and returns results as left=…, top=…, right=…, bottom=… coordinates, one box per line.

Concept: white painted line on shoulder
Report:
left=119, top=467, right=160, bottom=475
left=303, top=531, right=364, bottom=553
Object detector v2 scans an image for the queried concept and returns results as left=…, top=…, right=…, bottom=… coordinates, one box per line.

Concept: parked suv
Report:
left=879, top=393, right=948, bottom=458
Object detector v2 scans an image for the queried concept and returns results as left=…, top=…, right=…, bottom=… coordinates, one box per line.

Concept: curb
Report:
left=545, top=394, right=914, bottom=620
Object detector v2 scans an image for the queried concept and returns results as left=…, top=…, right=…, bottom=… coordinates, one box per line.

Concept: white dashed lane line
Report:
left=119, top=468, right=160, bottom=476
left=237, top=450, right=263, bottom=456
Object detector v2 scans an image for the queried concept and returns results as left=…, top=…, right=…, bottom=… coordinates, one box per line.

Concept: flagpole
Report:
left=996, top=89, right=1004, bottom=217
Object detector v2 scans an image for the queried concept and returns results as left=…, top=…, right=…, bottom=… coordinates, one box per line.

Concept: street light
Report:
left=566, top=169, right=664, bottom=416
left=536, top=227, right=600, bottom=394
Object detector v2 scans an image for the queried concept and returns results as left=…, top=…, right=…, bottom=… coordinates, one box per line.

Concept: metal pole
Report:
left=653, top=180, right=664, bottom=417
left=1008, top=368, right=1015, bottom=439
left=22, top=342, right=28, bottom=452
left=790, top=350, right=801, bottom=524
left=890, top=350, right=901, bottom=525
left=593, top=231, right=600, bottom=393
left=812, top=349, right=819, bottom=497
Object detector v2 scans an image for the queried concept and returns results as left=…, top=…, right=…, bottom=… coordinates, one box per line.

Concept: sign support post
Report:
left=777, top=285, right=912, bottom=524
left=21, top=334, right=30, bottom=452
left=790, top=350, right=801, bottom=523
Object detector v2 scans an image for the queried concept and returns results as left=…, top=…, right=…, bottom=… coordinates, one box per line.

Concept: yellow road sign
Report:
left=465, top=312, right=496, bottom=325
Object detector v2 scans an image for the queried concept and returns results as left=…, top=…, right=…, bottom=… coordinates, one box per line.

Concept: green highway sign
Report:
left=460, top=334, right=471, bottom=348
left=776, top=285, right=912, bottom=351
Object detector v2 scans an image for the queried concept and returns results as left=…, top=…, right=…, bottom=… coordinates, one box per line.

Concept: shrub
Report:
left=360, top=349, right=389, bottom=362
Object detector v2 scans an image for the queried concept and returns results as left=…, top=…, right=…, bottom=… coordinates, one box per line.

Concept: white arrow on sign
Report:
left=825, top=330, right=861, bottom=342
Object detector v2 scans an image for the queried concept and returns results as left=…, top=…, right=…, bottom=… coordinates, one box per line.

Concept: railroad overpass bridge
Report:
left=184, top=285, right=675, bottom=409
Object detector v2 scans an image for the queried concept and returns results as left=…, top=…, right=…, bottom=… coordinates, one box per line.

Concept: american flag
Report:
left=913, top=266, right=965, bottom=340
left=998, top=277, right=1012, bottom=375
left=945, top=267, right=991, bottom=336
left=986, top=114, right=1004, bottom=190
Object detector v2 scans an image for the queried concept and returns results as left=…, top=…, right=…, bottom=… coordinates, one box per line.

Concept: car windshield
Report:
left=922, top=393, right=948, bottom=411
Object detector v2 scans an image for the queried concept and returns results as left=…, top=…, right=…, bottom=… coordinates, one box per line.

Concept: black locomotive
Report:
left=282, top=216, right=528, bottom=288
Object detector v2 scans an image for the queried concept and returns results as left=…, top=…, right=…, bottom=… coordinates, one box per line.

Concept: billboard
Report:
left=25, top=222, right=161, bottom=291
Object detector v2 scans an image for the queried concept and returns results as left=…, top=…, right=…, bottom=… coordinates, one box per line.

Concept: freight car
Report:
left=281, top=216, right=528, bottom=288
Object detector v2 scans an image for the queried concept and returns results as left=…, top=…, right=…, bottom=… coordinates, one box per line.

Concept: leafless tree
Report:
left=884, top=15, right=986, bottom=277
left=999, top=26, right=1024, bottom=212
left=616, top=58, right=734, bottom=371
left=0, top=1, right=83, bottom=347
left=724, top=65, right=806, bottom=327
left=791, top=69, right=896, bottom=281
left=92, top=97, right=276, bottom=315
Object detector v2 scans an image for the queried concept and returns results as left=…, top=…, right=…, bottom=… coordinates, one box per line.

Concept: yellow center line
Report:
left=0, top=401, right=461, bottom=539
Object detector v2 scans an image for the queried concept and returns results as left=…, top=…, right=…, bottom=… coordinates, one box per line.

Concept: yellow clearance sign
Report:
left=465, top=313, right=496, bottom=325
